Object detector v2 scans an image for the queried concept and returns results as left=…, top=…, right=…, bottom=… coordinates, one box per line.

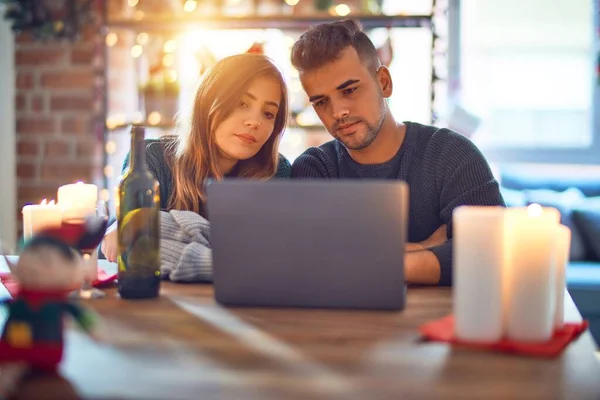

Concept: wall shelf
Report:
left=106, top=14, right=432, bottom=31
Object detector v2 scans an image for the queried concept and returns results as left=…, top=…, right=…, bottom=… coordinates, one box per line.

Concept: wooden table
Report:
left=2, top=261, right=600, bottom=400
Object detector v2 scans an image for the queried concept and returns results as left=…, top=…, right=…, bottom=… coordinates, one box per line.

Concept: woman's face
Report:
left=214, top=75, right=282, bottom=163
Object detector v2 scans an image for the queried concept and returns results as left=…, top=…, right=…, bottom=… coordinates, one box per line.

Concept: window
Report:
left=456, top=0, right=599, bottom=163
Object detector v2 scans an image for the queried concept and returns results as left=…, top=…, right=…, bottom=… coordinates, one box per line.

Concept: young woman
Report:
left=101, top=53, right=290, bottom=262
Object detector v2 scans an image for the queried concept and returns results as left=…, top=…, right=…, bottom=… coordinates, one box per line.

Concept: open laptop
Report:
left=206, top=180, right=408, bottom=310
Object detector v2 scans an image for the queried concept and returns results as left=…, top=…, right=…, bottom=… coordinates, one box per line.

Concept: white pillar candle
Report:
left=21, top=199, right=62, bottom=240
left=57, top=181, right=98, bottom=220
left=554, top=224, right=571, bottom=331
left=505, top=204, right=560, bottom=342
left=453, top=206, right=505, bottom=342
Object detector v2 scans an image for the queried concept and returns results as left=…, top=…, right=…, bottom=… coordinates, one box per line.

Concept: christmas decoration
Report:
left=0, top=0, right=94, bottom=41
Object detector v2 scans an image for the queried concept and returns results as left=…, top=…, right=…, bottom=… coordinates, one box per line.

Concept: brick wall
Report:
left=14, top=9, right=106, bottom=233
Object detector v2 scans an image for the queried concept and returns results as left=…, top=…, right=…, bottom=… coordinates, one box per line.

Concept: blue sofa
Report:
left=500, top=166, right=600, bottom=347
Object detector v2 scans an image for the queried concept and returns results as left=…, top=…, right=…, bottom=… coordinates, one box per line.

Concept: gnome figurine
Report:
left=0, top=217, right=106, bottom=393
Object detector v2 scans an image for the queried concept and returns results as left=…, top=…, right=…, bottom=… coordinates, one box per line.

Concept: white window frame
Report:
left=0, top=6, right=17, bottom=251
left=448, top=0, right=600, bottom=164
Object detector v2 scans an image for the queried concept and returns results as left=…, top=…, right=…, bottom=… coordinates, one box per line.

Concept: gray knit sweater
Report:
left=160, top=210, right=212, bottom=282
left=291, top=121, right=505, bottom=286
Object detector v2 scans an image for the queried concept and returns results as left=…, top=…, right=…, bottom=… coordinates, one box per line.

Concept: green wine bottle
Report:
left=117, top=125, right=161, bottom=299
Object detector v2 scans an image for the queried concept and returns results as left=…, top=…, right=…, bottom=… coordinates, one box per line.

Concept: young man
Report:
left=290, top=19, right=504, bottom=286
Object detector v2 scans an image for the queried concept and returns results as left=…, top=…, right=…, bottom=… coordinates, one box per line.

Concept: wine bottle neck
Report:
left=129, top=128, right=146, bottom=171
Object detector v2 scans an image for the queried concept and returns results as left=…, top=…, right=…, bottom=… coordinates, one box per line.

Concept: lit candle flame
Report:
left=527, top=203, right=543, bottom=217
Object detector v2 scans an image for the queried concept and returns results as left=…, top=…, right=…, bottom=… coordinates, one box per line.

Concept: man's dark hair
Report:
left=291, top=19, right=381, bottom=74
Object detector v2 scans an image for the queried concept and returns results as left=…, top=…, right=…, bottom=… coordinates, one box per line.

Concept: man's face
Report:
left=299, top=46, right=390, bottom=150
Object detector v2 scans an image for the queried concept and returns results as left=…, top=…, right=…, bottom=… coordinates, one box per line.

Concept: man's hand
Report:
left=405, top=224, right=448, bottom=252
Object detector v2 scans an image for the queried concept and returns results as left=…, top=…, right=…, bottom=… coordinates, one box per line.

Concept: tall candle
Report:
left=453, top=206, right=505, bottom=342
left=57, top=181, right=98, bottom=219
left=505, top=204, right=560, bottom=342
left=554, top=224, right=571, bottom=331
left=22, top=199, right=62, bottom=240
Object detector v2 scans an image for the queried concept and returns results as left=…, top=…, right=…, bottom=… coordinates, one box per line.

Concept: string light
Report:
left=147, top=112, right=162, bottom=125
left=167, top=70, right=178, bottom=82
left=183, top=0, right=197, bottom=12
left=162, top=53, right=175, bottom=67
left=105, top=32, right=118, bottom=47
left=284, top=0, right=300, bottom=5
left=137, top=32, right=148, bottom=45
left=131, top=44, right=143, bottom=58
left=99, top=189, right=111, bottom=202
left=333, top=4, right=351, bottom=16
left=128, top=0, right=139, bottom=6
left=103, top=165, right=114, bottom=178
left=164, top=39, right=178, bottom=53
left=105, top=140, right=117, bottom=155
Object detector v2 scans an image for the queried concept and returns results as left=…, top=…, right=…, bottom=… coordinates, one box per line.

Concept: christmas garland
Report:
left=0, top=0, right=94, bottom=40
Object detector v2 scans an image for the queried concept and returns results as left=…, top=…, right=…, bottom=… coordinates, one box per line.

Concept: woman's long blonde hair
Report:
left=166, top=54, right=288, bottom=214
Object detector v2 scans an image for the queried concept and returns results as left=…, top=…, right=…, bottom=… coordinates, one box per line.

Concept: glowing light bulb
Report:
left=334, top=4, right=351, bottom=16
left=163, top=40, right=178, bottom=53
left=105, top=32, right=118, bottom=47
left=527, top=203, right=543, bottom=218
left=184, top=0, right=197, bottom=12
left=105, top=140, right=117, bottom=155
left=137, top=32, right=149, bottom=45
left=131, top=44, right=143, bottom=58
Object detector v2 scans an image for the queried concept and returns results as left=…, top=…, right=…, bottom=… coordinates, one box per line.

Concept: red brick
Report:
left=76, top=139, right=101, bottom=159
left=61, top=116, right=91, bottom=135
left=80, top=26, right=101, bottom=43
left=15, top=94, right=26, bottom=111
left=41, top=71, right=94, bottom=89
left=17, top=140, right=40, bottom=156
left=16, top=48, right=65, bottom=66
left=50, top=95, right=92, bottom=112
left=16, top=72, right=35, bottom=89
left=70, top=47, right=96, bottom=65
left=40, top=161, right=95, bottom=183
left=44, top=140, right=72, bottom=158
left=30, top=95, right=45, bottom=112
left=15, top=33, right=35, bottom=44
left=16, top=117, right=54, bottom=136
left=17, top=162, right=37, bottom=179
left=107, top=0, right=127, bottom=17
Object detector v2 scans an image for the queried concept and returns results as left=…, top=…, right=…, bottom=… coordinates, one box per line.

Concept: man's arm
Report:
left=404, top=225, right=447, bottom=284
left=411, top=132, right=505, bottom=285
left=404, top=131, right=504, bottom=285
left=405, top=248, right=441, bottom=284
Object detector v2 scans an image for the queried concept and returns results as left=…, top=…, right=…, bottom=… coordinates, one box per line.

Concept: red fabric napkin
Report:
left=0, top=268, right=117, bottom=298
left=419, top=314, right=589, bottom=357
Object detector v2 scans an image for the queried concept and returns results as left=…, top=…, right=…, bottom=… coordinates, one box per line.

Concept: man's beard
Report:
left=331, top=102, right=386, bottom=151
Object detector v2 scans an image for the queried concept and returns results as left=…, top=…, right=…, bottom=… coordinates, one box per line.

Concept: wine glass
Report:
left=67, top=200, right=110, bottom=300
